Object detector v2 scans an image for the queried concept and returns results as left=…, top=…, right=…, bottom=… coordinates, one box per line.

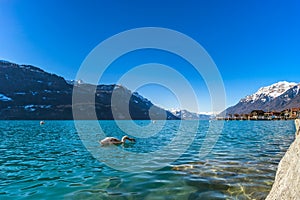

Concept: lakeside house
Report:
left=251, top=110, right=265, bottom=120
left=217, top=107, right=300, bottom=120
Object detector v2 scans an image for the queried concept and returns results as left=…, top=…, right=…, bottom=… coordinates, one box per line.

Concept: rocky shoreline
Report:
left=266, top=119, right=300, bottom=199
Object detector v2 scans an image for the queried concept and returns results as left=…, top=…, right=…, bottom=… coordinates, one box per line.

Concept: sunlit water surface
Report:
left=0, top=120, right=295, bottom=199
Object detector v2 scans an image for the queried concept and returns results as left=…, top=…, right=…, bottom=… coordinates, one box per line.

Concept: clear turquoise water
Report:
left=0, top=120, right=295, bottom=200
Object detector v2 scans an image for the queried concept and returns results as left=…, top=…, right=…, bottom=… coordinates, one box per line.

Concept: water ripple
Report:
left=0, top=120, right=295, bottom=199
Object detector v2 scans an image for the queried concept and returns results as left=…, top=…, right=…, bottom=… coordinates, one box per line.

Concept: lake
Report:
left=0, top=120, right=295, bottom=199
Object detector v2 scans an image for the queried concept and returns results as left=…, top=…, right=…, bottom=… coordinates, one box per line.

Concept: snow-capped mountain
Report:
left=225, top=81, right=300, bottom=115
left=268, top=84, right=300, bottom=110
left=170, top=109, right=212, bottom=120
left=240, top=81, right=297, bottom=103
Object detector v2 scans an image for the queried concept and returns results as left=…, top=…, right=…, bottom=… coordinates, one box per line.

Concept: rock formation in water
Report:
left=266, top=119, right=300, bottom=199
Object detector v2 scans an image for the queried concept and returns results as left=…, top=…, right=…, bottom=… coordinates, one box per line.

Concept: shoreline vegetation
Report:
left=217, top=107, right=300, bottom=121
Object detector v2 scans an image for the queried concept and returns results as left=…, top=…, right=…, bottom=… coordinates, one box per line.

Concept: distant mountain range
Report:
left=1, top=60, right=299, bottom=120
left=0, top=60, right=179, bottom=120
left=169, top=109, right=212, bottom=120
left=225, top=81, right=300, bottom=115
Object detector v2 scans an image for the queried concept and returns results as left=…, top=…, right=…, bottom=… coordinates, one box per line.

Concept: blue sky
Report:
left=0, top=0, right=299, bottom=113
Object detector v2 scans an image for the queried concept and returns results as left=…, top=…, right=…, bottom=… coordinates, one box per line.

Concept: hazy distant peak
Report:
left=169, top=108, right=212, bottom=120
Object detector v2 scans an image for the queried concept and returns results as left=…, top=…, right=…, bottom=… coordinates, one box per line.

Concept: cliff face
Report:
left=266, top=119, right=300, bottom=199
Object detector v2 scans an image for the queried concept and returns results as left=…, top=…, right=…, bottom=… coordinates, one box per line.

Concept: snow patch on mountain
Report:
left=292, top=84, right=300, bottom=96
left=132, top=92, right=152, bottom=106
left=0, top=94, right=12, bottom=101
left=66, top=79, right=84, bottom=85
left=279, top=84, right=300, bottom=101
left=240, top=81, right=297, bottom=103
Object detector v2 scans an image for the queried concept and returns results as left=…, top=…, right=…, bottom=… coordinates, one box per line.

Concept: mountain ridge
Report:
left=240, top=81, right=297, bottom=103
left=225, top=81, right=300, bottom=115
left=0, top=60, right=179, bottom=120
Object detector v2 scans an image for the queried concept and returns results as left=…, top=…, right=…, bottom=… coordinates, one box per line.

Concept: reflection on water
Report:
left=0, top=120, right=295, bottom=199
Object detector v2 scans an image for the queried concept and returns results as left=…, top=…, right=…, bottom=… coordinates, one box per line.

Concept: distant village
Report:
left=217, top=108, right=300, bottom=120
